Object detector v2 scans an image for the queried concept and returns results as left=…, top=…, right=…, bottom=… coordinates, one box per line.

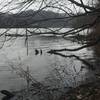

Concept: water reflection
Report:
left=47, top=51, right=95, bottom=70
left=0, top=33, right=96, bottom=92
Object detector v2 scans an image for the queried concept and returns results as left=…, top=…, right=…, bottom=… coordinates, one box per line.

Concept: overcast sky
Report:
left=0, top=0, right=97, bottom=13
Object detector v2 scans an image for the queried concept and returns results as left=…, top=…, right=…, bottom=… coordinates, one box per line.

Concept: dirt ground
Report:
left=60, top=79, right=100, bottom=100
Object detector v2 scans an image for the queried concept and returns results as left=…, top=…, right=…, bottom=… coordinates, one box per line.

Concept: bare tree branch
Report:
left=68, top=0, right=96, bottom=10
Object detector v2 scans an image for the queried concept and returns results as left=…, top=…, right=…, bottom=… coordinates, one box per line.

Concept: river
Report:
left=0, top=28, right=97, bottom=99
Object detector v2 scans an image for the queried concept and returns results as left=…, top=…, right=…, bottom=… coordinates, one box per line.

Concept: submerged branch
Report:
left=47, top=37, right=100, bottom=52
left=47, top=52, right=95, bottom=70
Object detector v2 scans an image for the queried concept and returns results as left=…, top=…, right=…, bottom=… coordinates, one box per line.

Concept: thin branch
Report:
left=47, top=52, right=95, bottom=70
left=68, top=0, right=95, bottom=10
left=47, top=37, right=100, bottom=52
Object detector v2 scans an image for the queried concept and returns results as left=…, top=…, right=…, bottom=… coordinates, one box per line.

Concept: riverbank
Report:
left=60, top=79, right=100, bottom=100
left=1, top=78, right=100, bottom=100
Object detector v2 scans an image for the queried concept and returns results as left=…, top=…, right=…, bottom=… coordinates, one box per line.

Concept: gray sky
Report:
left=0, top=0, right=97, bottom=13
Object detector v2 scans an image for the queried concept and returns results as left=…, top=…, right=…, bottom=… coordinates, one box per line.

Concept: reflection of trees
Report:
left=0, top=0, right=99, bottom=81
left=47, top=51, right=95, bottom=70
left=0, top=0, right=99, bottom=84
left=0, top=1, right=100, bottom=99
left=45, top=52, right=92, bottom=89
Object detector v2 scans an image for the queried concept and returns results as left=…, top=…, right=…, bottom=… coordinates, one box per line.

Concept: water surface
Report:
left=0, top=29, right=96, bottom=95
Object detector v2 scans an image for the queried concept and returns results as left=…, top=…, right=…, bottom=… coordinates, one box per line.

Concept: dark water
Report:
left=0, top=29, right=97, bottom=98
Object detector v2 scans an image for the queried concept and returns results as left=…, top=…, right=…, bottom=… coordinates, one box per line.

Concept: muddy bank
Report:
left=1, top=78, right=100, bottom=100
left=60, top=79, right=100, bottom=100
